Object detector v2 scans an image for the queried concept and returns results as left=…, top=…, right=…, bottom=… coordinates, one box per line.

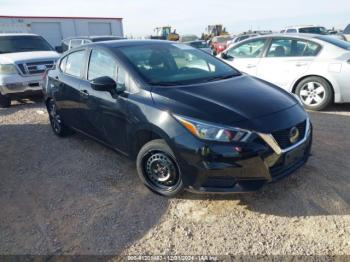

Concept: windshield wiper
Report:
left=149, top=81, right=185, bottom=86
left=199, top=73, right=238, bottom=83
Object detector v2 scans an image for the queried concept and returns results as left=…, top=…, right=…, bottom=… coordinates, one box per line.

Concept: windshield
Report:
left=117, top=43, right=240, bottom=85
left=299, top=27, right=327, bottom=34
left=314, top=35, right=350, bottom=50
left=189, top=41, right=209, bottom=49
left=0, top=35, right=53, bottom=54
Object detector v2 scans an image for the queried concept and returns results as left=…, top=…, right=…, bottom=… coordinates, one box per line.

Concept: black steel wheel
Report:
left=137, top=139, right=183, bottom=197
left=47, top=99, right=73, bottom=137
left=0, top=93, right=11, bottom=108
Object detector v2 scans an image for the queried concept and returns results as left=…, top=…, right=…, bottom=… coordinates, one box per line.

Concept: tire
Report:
left=295, top=76, right=333, bottom=111
left=0, top=93, right=11, bottom=108
left=136, top=139, right=184, bottom=197
left=47, top=99, right=73, bottom=137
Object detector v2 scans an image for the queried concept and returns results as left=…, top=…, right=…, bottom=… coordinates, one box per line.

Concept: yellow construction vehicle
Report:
left=201, top=25, right=229, bottom=41
left=151, top=26, right=180, bottom=41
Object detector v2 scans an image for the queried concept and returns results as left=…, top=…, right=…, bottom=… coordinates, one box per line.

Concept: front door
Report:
left=81, top=48, right=129, bottom=153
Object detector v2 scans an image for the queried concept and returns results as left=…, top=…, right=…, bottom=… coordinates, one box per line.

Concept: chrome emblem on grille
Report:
left=289, top=127, right=300, bottom=144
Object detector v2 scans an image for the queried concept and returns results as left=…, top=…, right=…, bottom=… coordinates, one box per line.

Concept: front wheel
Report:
left=295, top=77, right=333, bottom=111
left=136, top=139, right=184, bottom=197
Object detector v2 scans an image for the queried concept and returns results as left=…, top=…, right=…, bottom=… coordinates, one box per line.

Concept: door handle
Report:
left=80, top=90, right=89, bottom=98
left=295, top=62, right=308, bottom=67
left=246, top=64, right=256, bottom=68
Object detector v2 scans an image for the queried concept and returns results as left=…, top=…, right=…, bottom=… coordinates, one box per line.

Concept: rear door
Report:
left=257, top=37, right=320, bottom=90
left=55, top=49, right=88, bottom=131
left=222, top=38, right=268, bottom=76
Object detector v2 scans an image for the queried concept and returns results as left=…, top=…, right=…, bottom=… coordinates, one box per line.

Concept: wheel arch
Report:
left=129, top=124, right=173, bottom=159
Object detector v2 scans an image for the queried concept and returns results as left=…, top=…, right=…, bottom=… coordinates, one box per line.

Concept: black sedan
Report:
left=43, top=40, right=312, bottom=197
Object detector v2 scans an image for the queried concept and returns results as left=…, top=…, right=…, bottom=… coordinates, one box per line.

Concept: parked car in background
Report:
left=343, top=24, right=350, bottom=41
left=228, top=31, right=273, bottom=46
left=211, top=35, right=232, bottom=55
left=185, top=40, right=212, bottom=54
left=44, top=40, right=312, bottom=196
left=179, top=35, right=199, bottom=42
left=58, top=36, right=126, bottom=53
left=219, top=34, right=350, bottom=111
left=281, top=25, right=327, bottom=35
left=330, top=34, right=348, bottom=41
left=0, top=33, right=59, bottom=107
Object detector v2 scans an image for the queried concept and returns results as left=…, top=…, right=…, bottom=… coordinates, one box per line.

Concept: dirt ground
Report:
left=0, top=99, right=350, bottom=257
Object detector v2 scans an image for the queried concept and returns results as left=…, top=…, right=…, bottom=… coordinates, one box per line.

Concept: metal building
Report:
left=0, top=15, right=124, bottom=48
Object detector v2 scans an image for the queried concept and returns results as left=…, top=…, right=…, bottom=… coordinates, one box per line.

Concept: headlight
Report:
left=0, top=64, right=18, bottom=74
left=174, top=115, right=250, bottom=142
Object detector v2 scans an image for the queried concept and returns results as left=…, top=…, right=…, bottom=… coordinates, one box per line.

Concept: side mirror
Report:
left=55, top=46, right=63, bottom=53
left=90, top=76, right=117, bottom=93
left=221, top=52, right=233, bottom=60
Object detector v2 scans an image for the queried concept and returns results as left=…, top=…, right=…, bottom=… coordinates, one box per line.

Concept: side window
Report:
left=267, top=38, right=320, bottom=57
left=88, top=49, right=117, bottom=80
left=59, top=56, right=68, bottom=72
left=267, top=39, right=292, bottom=57
left=228, top=39, right=267, bottom=58
left=69, top=39, right=83, bottom=49
left=286, top=29, right=297, bottom=33
left=65, top=50, right=85, bottom=77
left=295, top=40, right=320, bottom=56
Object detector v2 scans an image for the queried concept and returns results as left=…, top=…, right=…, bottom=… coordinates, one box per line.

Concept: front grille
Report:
left=17, top=60, right=54, bottom=76
left=272, top=121, right=306, bottom=149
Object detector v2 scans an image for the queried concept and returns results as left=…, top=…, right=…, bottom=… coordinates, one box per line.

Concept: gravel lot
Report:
left=0, top=99, right=350, bottom=256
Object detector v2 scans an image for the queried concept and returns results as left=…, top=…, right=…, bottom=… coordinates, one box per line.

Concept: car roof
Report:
left=85, top=39, right=177, bottom=48
left=0, top=33, right=39, bottom=37
left=284, top=25, right=324, bottom=29
left=63, top=35, right=124, bottom=41
left=245, top=33, right=320, bottom=40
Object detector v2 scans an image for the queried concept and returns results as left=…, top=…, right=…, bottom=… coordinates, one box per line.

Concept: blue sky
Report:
left=0, top=0, right=349, bottom=37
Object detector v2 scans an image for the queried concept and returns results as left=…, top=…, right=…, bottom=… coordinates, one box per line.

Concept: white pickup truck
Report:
left=0, top=33, right=60, bottom=107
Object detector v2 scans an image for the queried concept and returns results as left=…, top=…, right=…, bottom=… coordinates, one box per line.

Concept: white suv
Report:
left=281, top=25, right=327, bottom=35
left=0, top=33, right=59, bottom=107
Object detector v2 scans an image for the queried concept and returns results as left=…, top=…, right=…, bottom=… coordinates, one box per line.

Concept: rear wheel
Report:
left=47, top=99, right=73, bottom=137
left=295, top=77, right=332, bottom=111
left=0, top=93, right=11, bottom=108
left=136, top=139, right=184, bottom=197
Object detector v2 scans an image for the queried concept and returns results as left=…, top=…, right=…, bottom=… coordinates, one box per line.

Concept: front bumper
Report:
left=0, top=74, right=44, bottom=96
left=173, top=121, right=312, bottom=193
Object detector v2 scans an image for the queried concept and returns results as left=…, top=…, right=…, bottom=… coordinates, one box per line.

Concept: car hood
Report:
left=151, top=74, right=298, bottom=127
left=0, top=51, right=60, bottom=64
